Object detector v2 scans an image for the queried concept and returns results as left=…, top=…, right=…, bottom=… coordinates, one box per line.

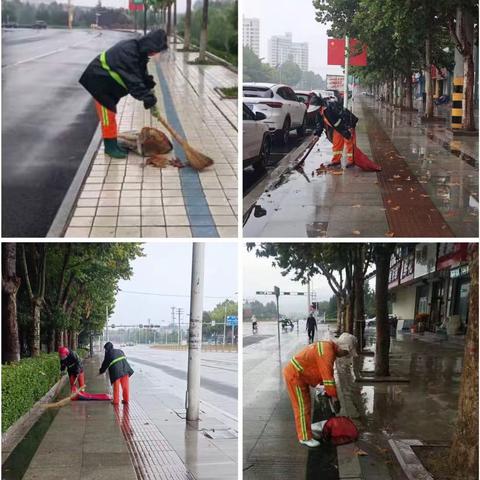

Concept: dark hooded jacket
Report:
left=315, top=102, right=358, bottom=142
left=60, top=350, right=83, bottom=377
left=99, top=342, right=134, bottom=384
left=306, top=315, right=317, bottom=331
left=79, top=30, right=168, bottom=113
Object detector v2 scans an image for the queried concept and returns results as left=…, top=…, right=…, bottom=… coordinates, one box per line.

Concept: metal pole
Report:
left=186, top=243, right=205, bottom=421
left=276, top=295, right=280, bottom=347
left=307, top=280, right=311, bottom=314
left=143, top=0, right=147, bottom=35
left=231, top=325, right=235, bottom=345
left=223, top=304, right=227, bottom=345
left=344, top=35, right=349, bottom=109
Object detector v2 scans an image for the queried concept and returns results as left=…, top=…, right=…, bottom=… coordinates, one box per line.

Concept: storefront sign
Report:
left=450, top=264, right=469, bottom=278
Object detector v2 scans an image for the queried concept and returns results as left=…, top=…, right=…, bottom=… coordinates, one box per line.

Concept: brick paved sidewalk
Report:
left=65, top=44, right=238, bottom=238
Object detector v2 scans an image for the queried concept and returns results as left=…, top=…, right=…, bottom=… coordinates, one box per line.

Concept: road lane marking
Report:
left=3, top=34, right=102, bottom=69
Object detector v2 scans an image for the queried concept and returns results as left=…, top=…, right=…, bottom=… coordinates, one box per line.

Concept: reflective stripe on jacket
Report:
left=289, top=340, right=339, bottom=397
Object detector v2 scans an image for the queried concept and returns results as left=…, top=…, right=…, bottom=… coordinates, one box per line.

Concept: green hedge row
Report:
left=2, top=349, right=88, bottom=433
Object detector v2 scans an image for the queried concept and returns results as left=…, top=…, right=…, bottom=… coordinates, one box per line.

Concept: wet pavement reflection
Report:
left=243, top=97, right=478, bottom=238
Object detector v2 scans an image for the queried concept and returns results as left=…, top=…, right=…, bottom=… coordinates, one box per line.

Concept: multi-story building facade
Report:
left=268, top=32, right=309, bottom=71
left=388, top=243, right=471, bottom=335
left=243, top=17, right=260, bottom=57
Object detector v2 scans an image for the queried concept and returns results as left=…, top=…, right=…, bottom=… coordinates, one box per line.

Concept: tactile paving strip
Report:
left=114, top=401, right=195, bottom=480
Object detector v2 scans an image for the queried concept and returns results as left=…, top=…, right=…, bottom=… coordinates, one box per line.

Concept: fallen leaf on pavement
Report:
left=393, top=175, right=401, bottom=179
left=330, top=170, right=344, bottom=175
left=387, top=199, right=392, bottom=204
left=396, top=187, right=403, bottom=191
left=391, top=206, right=400, bottom=211
left=385, top=231, right=395, bottom=237
left=352, top=204, right=361, bottom=208
left=352, top=230, right=361, bottom=235
left=354, top=448, right=368, bottom=456
left=420, top=194, right=430, bottom=198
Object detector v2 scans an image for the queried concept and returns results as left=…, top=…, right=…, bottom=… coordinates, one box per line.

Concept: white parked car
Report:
left=243, top=82, right=307, bottom=145
left=243, top=103, right=272, bottom=170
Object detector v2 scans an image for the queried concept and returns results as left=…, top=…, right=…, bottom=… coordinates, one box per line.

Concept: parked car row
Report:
left=242, top=82, right=345, bottom=170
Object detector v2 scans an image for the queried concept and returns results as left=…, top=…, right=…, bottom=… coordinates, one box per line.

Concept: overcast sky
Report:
left=242, top=0, right=343, bottom=78
left=110, top=243, right=237, bottom=327
left=243, top=245, right=335, bottom=317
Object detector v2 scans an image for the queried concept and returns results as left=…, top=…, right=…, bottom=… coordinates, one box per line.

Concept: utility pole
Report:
left=274, top=286, right=281, bottom=348
left=177, top=307, right=184, bottom=344
left=186, top=243, right=205, bottom=421
left=344, top=35, right=349, bottom=109
left=223, top=303, right=227, bottom=345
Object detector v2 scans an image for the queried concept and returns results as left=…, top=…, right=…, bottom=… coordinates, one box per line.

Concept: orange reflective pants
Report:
left=331, top=129, right=354, bottom=165
left=95, top=101, right=117, bottom=139
left=284, top=363, right=312, bottom=441
left=69, top=372, right=85, bottom=392
left=113, top=374, right=130, bottom=405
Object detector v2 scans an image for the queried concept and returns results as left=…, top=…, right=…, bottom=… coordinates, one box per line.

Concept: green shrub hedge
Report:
left=2, top=349, right=89, bottom=433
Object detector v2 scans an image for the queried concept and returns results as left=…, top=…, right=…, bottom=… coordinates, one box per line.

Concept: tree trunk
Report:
left=89, top=334, right=94, bottom=357
left=398, top=75, right=405, bottom=108
left=461, top=13, right=475, bottom=130
left=374, top=244, right=394, bottom=376
left=406, top=71, right=413, bottom=110
left=346, top=294, right=354, bottom=334
left=184, top=0, right=192, bottom=50
left=448, top=244, right=478, bottom=476
left=2, top=243, right=21, bottom=363
left=425, top=34, right=434, bottom=118
left=198, top=0, right=209, bottom=62
left=29, top=297, right=42, bottom=357
left=167, top=4, right=172, bottom=36
left=353, top=256, right=365, bottom=351
left=173, top=0, right=177, bottom=44
left=336, top=296, right=342, bottom=334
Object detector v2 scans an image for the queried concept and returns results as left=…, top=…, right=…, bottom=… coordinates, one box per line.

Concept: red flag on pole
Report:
left=129, top=0, right=144, bottom=11
left=327, top=38, right=367, bottom=66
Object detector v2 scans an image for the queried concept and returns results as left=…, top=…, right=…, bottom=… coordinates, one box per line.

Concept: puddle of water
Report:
left=1, top=382, right=69, bottom=479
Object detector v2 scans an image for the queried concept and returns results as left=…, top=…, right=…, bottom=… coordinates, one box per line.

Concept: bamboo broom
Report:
left=150, top=107, right=214, bottom=170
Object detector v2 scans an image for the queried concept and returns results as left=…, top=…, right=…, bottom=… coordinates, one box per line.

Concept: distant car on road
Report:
left=32, top=20, right=47, bottom=29
left=3, top=22, right=19, bottom=28
left=243, top=103, right=272, bottom=171
left=243, top=82, right=307, bottom=145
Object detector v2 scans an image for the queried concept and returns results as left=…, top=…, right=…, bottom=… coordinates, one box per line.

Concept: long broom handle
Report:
left=151, top=109, right=187, bottom=148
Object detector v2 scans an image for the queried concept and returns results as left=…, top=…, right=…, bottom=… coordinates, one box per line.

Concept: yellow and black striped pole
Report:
left=451, top=76, right=464, bottom=130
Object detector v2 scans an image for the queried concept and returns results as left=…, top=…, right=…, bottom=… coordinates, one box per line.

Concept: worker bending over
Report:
left=284, top=333, right=357, bottom=447
left=59, top=346, right=85, bottom=392
left=79, top=30, right=168, bottom=158
left=99, top=342, right=134, bottom=405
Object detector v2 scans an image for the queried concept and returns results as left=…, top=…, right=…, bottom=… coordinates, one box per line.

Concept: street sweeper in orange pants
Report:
left=283, top=333, right=358, bottom=448
left=58, top=346, right=85, bottom=392
left=99, top=342, right=134, bottom=405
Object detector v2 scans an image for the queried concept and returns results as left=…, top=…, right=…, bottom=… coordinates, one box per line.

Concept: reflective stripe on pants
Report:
left=284, top=363, right=312, bottom=441
left=94, top=100, right=117, bottom=139
left=113, top=374, right=130, bottom=405
left=331, top=129, right=354, bottom=165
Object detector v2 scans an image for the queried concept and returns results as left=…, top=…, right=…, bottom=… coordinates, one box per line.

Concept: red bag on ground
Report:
left=72, top=391, right=112, bottom=401
left=353, top=145, right=382, bottom=172
left=322, top=416, right=359, bottom=445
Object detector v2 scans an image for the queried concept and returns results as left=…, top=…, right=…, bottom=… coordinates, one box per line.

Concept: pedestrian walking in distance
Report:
left=284, top=333, right=358, bottom=448
left=59, top=346, right=85, bottom=392
left=306, top=314, right=317, bottom=344
left=99, top=342, right=134, bottom=405
left=79, top=30, right=168, bottom=159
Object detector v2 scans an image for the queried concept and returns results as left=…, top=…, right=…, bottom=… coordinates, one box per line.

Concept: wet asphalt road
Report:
left=2, top=28, right=134, bottom=237
left=243, top=131, right=306, bottom=196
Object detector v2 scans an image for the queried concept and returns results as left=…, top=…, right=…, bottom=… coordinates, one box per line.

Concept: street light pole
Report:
left=223, top=303, right=227, bottom=345
left=186, top=243, right=205, bottom=421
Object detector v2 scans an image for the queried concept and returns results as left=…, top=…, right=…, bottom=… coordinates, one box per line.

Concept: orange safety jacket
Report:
left=289, top=340, right=339, bottom=397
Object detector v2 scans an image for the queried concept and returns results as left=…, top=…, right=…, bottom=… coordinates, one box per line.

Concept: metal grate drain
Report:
left=114, top=401, right=195, bottom=480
